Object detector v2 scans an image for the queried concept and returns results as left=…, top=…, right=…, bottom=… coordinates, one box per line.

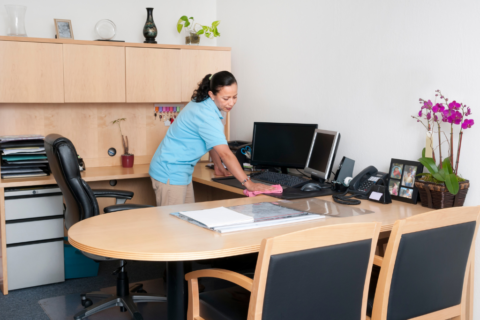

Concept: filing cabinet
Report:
left=4, top=185, right=65, bottom=290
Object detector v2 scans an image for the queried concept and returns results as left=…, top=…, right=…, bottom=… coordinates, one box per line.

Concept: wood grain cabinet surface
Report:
left=0, top=41, right=64, bottom=103
left=63, top=44, right=126, bottom=103
left=180, top=50, right=232, bottom=102
left=126, top=47, right=182, bottom=103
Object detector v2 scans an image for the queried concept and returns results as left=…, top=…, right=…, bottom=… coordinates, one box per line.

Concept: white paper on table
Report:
left=2, top=147, right=45, bottom=155
left=369, top=191, right=383, bottom=201
left=179, top=207, right=254, bottom=229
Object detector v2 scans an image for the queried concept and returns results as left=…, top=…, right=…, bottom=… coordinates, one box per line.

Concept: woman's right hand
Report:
left=244, top=180, right=276, bottom=192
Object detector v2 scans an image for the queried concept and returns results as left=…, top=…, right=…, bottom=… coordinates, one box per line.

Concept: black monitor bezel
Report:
left=250, top=122, right=318, bottom=169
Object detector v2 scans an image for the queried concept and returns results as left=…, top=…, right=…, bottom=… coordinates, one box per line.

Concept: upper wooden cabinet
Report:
left=180, top=50, right=231, bottom=102
left=0, top=41, right=64, bottom=103
left=63, top=44, right=126, bottom=103
left=126, top=47, right=181, bottom=102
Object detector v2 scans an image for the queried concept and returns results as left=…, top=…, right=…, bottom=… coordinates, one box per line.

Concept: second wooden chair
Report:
left=186, top=222, right=382, bottom=320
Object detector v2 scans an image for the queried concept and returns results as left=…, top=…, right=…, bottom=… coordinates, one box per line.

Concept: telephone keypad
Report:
left=359, top=180, right=375, bottom=192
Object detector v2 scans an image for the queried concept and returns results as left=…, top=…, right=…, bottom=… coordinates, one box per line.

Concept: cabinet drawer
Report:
left=5, top=194, right=63, bottom=221
left=6, top=218, right=64, bottom=245
left=7, top=240, right=64, bottom=290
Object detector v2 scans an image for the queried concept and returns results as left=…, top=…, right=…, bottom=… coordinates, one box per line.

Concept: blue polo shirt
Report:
left=149, top=98, right=228, bottom=185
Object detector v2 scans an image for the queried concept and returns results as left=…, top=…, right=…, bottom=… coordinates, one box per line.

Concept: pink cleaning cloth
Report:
left=243, top=185, right=283, bottom=197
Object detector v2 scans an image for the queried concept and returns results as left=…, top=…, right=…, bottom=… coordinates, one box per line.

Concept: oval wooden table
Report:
left=69, top=196, right=430, bottom=320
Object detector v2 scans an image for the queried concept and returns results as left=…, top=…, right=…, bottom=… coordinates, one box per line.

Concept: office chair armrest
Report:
left=185, top=269, right=253, bottom=320
left=104, top=204, right=154, bottom=213
left=92, top=189, right=134, bottom=199
left=185, top=268, right=253, bottom=291
left=373, top=255, right=383, bottom=267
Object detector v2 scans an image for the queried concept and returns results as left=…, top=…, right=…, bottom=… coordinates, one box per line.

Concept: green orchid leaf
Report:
left=443, top=158, right=454, bottom=175
left=196, top=29, right=204, bottom=35
left=189, top=17, right=194, bottom=20
left=180, top=16, right=189, bottom=22
left=422, top=148, right=426, bottom=158
left=445, top=173, right=460, bottom=195
left=184, top=20, right=191, bottom=28
left=202, top=26, right=209, bottom=30
left=177, top=24, right=183, bottom=33
left=433, top=172, right=446, bottom=182
left=206, top=32, right=212, bottom=38
left=212, top=20, right=220, bottom=27
left=418, top=157, right=439, bottom=174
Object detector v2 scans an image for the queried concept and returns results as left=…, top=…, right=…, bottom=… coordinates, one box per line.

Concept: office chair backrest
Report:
left=248, top=222, right=381, bottom=320
left=45, top=134, right=99, bottom=230
left=371, top=206, right=480, bottom=320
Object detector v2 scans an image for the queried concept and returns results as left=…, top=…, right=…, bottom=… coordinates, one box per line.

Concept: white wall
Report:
left=218, top=0, right=480, bottom=317
left=0, top=0, right=217, bottom=45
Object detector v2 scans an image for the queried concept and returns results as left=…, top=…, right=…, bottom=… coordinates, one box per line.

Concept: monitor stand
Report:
left=280, top=167, right=289, bottom=174
left=310, top=172, right=329, bottom=188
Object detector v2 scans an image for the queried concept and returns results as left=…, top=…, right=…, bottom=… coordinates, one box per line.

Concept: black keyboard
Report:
left=251, top=171, right=309, bottom=188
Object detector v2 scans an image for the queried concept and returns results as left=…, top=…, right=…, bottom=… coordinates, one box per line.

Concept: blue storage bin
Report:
left=64, top=237, right=99, bottom=279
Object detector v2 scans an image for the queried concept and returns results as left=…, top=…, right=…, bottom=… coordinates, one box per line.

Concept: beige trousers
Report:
left=151, top=178, right=195, bottom=206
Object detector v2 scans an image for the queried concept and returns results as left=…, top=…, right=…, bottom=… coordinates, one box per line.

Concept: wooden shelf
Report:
left=0, top=164, right=151, bottom=188
left=0, top=36, right=231, bottom=51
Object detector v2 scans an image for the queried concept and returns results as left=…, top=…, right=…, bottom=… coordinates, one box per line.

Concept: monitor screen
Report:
left=304, top=129, right=341, bottom=181
left=251, top=122, right=318, bottom=169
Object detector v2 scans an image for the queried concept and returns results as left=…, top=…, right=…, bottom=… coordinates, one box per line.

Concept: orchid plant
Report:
left=412, top=90, right=474, bottom=194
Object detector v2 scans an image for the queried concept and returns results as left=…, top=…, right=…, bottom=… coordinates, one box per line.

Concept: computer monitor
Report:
left=304, top=129, right=341, bottom=183
left=250, top=122, right=318, bottom=173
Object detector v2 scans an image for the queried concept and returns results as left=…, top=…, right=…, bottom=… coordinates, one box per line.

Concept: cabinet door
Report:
left=0, top=41, right=64, bottom=103
left=64, top=44, right=125, bottom=102
left=126, top=47, right=182, bottom=102
left=180, top=50, right=231, bottom=102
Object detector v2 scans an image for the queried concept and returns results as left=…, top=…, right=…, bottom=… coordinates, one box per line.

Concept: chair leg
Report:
left=73, top=296, right=120, bottom=320
left=121, top=295, right=144, bottom=320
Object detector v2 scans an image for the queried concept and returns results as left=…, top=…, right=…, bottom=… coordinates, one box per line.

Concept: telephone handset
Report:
left=348, top=166, right=388, bottom=196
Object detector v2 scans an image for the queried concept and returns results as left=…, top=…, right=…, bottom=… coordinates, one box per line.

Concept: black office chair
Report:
left=45, top=134, right=166, bottom=320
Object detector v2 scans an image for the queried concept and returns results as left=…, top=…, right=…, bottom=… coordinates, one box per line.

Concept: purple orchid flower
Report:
left=465, top=107, right=472, bottom=116
left=454, top=111, right=463, bottom=125
left=426, top=112, right=432, bottom=120
left=432, top=103, right=445, bottom=113
left=434, top=114, right=438, bottom=121
left=461, top=119, right=474, bottom=129
left=448, top=100, right=461, bottom=110
left=422, top=100, right=433, bottom=110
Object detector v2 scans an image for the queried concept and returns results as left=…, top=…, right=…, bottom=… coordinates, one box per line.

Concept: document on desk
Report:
left=171, top=202, right=326, bottom=233
left=178, top=207, right=254, bottom=229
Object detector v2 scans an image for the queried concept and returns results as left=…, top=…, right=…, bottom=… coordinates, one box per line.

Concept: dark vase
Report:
left=143, top=7, right=157, bottom=44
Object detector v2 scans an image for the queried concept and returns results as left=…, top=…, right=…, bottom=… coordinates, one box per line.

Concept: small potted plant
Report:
left=177, top=16, right=220, bottom=45
left=112, top=118, right=134, bottom=168
left=412, top=90, right=474, bottom=209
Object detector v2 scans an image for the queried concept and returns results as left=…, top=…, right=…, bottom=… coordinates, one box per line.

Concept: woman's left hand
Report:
left=214, top=166, right=232, bottom=177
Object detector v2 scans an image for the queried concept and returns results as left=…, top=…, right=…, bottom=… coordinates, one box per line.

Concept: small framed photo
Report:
left=388, top=159, right=424, bottom=204
left=54, top=19, right=74, bottom=39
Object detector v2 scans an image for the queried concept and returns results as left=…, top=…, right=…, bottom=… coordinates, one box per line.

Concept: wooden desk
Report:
left=0, top=163, right=245, bottom=295
left=68, top=195, right=433, bottom=320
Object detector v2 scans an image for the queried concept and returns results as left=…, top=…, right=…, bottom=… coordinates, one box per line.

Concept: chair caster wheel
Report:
left=81, top=294, right=93, bottom=307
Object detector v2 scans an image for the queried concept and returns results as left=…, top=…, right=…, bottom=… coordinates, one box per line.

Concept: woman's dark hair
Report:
left=191, top=71, right=237, bottom=102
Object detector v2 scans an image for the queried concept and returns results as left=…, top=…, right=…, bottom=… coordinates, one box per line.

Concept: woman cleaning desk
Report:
left=149, top=71, right=273, bottom=206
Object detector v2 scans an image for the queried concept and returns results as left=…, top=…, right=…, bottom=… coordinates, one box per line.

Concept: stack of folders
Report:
left=0, top=135, right=51, bottom=179
left=171, top=202, right=325, bottom=233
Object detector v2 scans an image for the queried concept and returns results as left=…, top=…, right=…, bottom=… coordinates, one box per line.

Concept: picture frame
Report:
left=387, top=158, right=424, bottom=204
left=54, top=19, right=74, bottom=39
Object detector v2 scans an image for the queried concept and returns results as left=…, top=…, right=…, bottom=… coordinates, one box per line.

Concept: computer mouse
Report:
left=301, top=183, right=329, bottom=192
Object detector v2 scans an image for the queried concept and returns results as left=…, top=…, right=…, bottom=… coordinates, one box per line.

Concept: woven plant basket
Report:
left=415, top=180, right=469, bottom=209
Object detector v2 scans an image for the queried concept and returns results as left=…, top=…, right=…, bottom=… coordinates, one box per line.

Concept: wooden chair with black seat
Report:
left=367, top=206, right=480, bottom=320
left=185, top=222, right=382, bottom=320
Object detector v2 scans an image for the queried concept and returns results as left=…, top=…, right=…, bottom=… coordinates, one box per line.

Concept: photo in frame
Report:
left=387, top=158, right=424, bottom=204
left=54, top=19, right=74, bottom=39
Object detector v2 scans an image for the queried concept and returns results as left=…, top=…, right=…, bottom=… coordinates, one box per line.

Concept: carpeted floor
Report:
left=0, top=260, right=165, bottom=320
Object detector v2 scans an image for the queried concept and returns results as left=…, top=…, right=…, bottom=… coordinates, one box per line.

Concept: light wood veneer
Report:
left=0, top=41, right=64, bottom=103
left=126, top=47, right=182, bottom=102
left=63, top=44, right=126, bottom=103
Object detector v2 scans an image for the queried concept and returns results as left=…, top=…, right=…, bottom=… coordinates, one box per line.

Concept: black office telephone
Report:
left=348, top=166, right=388, bottom=196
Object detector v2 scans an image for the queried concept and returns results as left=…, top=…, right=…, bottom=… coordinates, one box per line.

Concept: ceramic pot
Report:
left=121, top=154, right=134, bottom=168
left=143, top=7, right=157, bottom=44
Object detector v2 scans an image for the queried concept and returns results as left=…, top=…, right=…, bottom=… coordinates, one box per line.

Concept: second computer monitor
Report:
left=304, top=129, right=341, bottom=183
left=250, top=122, right=318, bottom=172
